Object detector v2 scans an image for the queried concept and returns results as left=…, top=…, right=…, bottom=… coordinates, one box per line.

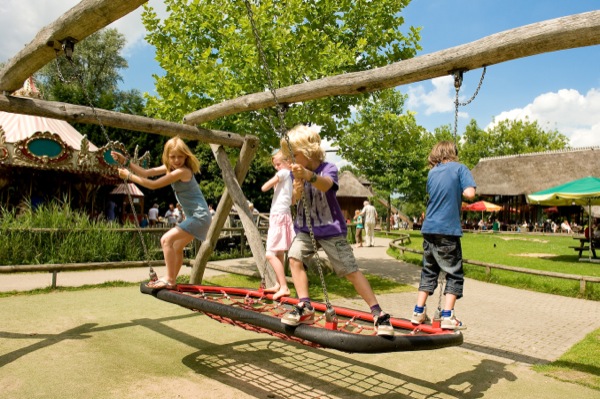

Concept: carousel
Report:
left=0, top=78, right=149, bottom=216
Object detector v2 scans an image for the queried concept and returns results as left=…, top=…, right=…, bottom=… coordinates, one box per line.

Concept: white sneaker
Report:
left=373, top=312, right=394, bottom=337
left=281, top=304, right=315, bottom=326
left=441, top=311, right=466, bottom=330
left=410, top=306, right=429, bottom=325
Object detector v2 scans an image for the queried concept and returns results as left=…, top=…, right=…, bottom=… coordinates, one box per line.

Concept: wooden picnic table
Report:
left=570, top=236, right=598, bottom=258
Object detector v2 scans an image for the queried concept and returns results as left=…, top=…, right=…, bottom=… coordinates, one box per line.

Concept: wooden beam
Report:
left=0, top=94, right=246, bottom=147
left=0, top=0, right=148, bottom=93
left=184, top=11, right=600, bottom=125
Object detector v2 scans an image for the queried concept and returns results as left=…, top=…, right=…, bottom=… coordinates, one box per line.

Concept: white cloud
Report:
left=322, top=138, right=348, bottom=169
left=407, top=76, right=456, bottom=115
left=0, top=0, right=167, bottom=62
left=487, top=88, right=600, bottom=147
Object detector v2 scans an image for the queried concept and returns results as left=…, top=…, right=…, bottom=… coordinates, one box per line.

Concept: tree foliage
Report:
left=336, top=89, right=429, bottom=205
left=36, top=29, right=155, bottom=152
left=141, top=0, right=420, bottom=150
left=459, top=118, right=569, bottom=168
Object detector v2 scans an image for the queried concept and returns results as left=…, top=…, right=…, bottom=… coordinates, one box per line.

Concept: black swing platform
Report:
left=141, top=283, right=463, bottom=353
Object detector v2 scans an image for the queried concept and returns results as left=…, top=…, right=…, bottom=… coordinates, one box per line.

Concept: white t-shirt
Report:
left=148, top=207, right=159, bottom=221
left=270, top=169, right=293, bottom=215
left=363, top=204, right=377, bottom=224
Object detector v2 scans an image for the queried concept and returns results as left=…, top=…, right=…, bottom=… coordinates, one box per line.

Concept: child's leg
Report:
left=265, top=251, right=290, bottom=300
left=288, top=257, right=310, bottom=299
left=345, top=270, right=378, bottom=307
left=443, top=293, right=458, bottom=312
left=416, top=290, right=429, bottom=307
left=158, top=227, right=194, bottom=284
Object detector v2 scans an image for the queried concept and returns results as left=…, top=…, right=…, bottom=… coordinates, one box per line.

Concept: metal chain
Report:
left=54, top=42, right=154, bottom=278
left=243, top=0, right=334, bottom=317
left=244, top=0, right=287, bottom=136
left=453, top=66, right=487, bottom=140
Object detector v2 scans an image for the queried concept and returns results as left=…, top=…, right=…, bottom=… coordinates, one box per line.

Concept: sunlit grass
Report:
left=534, top=328, right=600, bottom=390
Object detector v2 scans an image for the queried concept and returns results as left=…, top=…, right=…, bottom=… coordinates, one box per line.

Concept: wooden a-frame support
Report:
left=0, top=0, right=598, bottom=286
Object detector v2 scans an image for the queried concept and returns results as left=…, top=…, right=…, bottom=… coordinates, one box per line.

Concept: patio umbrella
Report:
left=466, top=201, right=503, bottom=212
left=466, top=200, right=503, bottom=224
left=527, top=176, right=600, bottom=261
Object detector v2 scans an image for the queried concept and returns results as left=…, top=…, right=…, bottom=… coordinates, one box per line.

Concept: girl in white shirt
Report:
left=261, top=150, right=295, bottom=300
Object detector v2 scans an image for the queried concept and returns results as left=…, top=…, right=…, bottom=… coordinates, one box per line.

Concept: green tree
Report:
left=141, top=0, right=421, bottom=150
left=336, top=89, right=429, bottom=223
left=460, top=118, right=569, bottom=169
left=35, top=29, right=158, bottom=157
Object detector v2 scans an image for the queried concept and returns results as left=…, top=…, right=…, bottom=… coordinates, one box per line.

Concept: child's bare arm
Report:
left=463, top=186, right=476, bottom=199
left=291, top=164, right=333, bottom=193
left=261, top=175, right=279, bottom=192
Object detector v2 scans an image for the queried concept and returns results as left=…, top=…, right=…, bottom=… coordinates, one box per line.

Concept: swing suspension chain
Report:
left=54, top=42, right=153, bottom=271
left=243, top=0, right=287, bottom=136
left=452, top=66, right=487, bottom=140
left=243, top=1, right=334, bottom=315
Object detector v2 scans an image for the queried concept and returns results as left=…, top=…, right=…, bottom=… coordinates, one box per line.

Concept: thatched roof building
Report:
left=337, top=171, right=412, bottom=226
left=337, top=170, right=373, bottom=220
left=471, top=147, right=600, bottom=226
left=472, top=147, right=600, bottom=196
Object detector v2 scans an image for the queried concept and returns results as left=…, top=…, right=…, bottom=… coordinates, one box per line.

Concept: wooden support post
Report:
left=580, top=279, right=586, bottom=295
left=51, top=270, right=58, bottom=289
left=189, top=136, right=275, bottom=287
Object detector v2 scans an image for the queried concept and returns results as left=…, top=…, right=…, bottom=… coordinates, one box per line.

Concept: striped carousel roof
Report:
left=0, top=111, right=98, bottom=151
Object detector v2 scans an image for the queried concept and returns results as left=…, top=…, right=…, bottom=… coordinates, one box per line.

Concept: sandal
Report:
left=146, top=278, right=176, bottom=290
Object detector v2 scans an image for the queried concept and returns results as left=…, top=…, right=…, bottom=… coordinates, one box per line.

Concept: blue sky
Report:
left=1, top=0, right=598, bottom=149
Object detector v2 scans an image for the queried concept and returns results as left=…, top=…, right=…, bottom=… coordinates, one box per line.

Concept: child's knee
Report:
left=288, top=257, right=303, bottom=270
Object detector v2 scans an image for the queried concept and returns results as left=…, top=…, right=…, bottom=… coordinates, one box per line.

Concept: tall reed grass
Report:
left=0, top=200, right=154, bottom=265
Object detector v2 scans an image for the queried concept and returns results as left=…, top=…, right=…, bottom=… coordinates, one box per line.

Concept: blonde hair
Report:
left=280, top=125, right=325, bottom=163
left=428, top=141, right=458, bottom=168
left=271, top=149, right=289, bottom=165
left=162, top=136, right=201, bottom=173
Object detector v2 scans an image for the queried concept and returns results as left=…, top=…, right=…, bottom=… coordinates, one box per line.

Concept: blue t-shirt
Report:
left=421, top=162, right=476, bottom=237
left=294, top=162, right=347, bottom=239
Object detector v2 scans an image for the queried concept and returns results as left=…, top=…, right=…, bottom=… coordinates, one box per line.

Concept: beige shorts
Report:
left=288, top=232, right=359, bottom=277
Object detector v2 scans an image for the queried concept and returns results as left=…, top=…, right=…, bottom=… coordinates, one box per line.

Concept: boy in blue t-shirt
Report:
left=411, top=141, right=476, bottom=330
left=279, top=125, right=394, bottom=336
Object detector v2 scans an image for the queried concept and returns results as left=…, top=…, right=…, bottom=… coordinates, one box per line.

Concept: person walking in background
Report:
left=165, top=203, right=178, bottom=227
left=261, top=150, right=295, bottom=300
left=279, top=125, right=393, bottom=336
left=148, top=203, right=159, bottom=227
left=353, top=209, right=364, bottom=248
left=410, top=141, right=476, bottom=330
left=111, top=136, right=212, bottom=290
left=361, top=200, right=378, bottom=247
